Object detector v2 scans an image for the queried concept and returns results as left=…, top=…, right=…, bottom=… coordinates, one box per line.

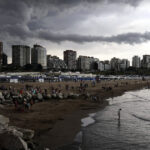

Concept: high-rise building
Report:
left=12, top=45, right=31, bottom=66
left=103, top=60, right=111, bottom=71
left=77, top=55, right=101, bottom=71
left=141, top=55, right=150, bottom=68
left=99, top=61, right=105, bottom=71
left=110, top=57, right=121, bottom=71
left=110, top=58, right=130, bottom=71
left=77, top=56, right=91, bottom=71
left=120, top=59, right=130, bottom=70
left=64, top=50, right=77, bottom=70
left=47, top=55, right=67, bottom=70
left=91, top=57, right=100, bottom=70
left=31, top=44, right=47, bottom=69
left=0, top=42, right=3, bottom=67
left=2, top=53, right=7, bottom=66
left=132, top=56, right=141, bottom=68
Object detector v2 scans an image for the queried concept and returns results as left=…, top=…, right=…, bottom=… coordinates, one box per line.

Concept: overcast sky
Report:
left=1, top=0, right=150, bottom=63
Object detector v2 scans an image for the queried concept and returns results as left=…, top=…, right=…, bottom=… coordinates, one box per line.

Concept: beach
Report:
left=0, top=79, right=149, bottom=149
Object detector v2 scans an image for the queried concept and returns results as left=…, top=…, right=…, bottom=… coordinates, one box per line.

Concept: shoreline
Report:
left=0, top=79, right=149, bottom=149
left=47, top=88, right=147, bottom=150
left=35, top=101, right=108, bottom=150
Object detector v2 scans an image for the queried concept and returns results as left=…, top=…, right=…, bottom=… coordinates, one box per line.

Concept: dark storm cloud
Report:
left=0, top=0, right=144, bottom=23
left=38, top=31, right=150, bottom=45
left=21, top=0, right=143, bottom=7
left=0, top=0, right=146, bottom=47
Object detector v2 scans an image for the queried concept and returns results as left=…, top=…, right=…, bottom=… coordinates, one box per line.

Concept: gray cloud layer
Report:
left=38, top=31, right=150, bottom=44
left=0, top=0, right=148, bottom=53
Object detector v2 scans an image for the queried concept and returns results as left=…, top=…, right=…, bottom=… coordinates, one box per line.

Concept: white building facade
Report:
left=31, top=44, right=47, bottom=69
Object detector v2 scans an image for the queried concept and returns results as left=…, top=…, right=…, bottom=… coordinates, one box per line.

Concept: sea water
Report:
left=80, top=89, right=150, bottom=150
left=58, top=89, right=150, bottom=150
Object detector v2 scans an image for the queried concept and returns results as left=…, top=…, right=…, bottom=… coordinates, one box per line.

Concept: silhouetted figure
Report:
left=117, top=108, right=122, bottom=128
left=118, top=108, right=122, bottom=120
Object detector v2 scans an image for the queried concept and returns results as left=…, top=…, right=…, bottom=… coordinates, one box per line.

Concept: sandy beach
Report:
left=0, top=79, right=149, bottom=149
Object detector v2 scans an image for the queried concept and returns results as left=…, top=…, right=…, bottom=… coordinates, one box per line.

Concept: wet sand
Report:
left=0, top=79, right=149, bottom=149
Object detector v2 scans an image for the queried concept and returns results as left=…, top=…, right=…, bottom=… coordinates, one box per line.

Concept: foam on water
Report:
left=81, top=113, right=96, bottom=127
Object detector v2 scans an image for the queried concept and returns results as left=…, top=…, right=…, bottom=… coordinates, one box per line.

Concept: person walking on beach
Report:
left=118, top=108, right=122, bottom=120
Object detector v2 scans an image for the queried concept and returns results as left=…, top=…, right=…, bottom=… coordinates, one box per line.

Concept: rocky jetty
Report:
left=0, top=114, right=35, bottom=150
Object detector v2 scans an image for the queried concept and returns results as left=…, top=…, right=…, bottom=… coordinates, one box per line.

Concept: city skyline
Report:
left=1, top=0, right=150, bottom=63
left=2, top=41, right=150, bottom=72
left=2, top=41, right=150, bottom=65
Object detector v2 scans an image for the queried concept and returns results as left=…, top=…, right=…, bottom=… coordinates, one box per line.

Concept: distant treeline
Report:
left=2, top=65, right=150, bottom=75
left=97, top=67, right=150, bottom=76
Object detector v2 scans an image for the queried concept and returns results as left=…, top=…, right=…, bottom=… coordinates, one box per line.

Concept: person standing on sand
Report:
left=118, top=108, right=122, bottom=120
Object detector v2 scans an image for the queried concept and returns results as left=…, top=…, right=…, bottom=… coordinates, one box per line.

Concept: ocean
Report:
left=57, top=88, right=150, bottom=150
left=78, top=89, right=150, bottom=150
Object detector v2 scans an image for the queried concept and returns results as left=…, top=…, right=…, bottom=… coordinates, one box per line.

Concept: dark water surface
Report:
left=80, top=89, right=150, bottom=150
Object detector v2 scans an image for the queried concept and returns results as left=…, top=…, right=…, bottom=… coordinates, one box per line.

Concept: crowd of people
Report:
left=0, top=85, right=51, bottom=111
left=0, top=79, right=134, bottom=112
left=0, top=81, right=97, bottom=111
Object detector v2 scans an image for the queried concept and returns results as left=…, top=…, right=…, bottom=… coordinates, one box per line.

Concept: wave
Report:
left=109, top=93, right=150, bottom=106
left=109, top=99, right=149, bottom=106
left=129, top=94, right=150, bottom=101
left=131, top=113, right=150, bottom=122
